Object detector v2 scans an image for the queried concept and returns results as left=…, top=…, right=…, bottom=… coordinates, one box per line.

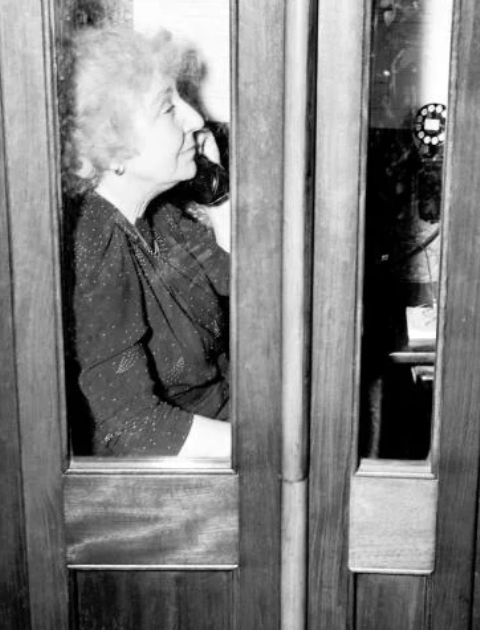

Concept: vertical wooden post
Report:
left=282, top=1, right=316, bottom=628
left=234, top=0, right=285, bottom=628
left=0, top=0, right=68, bottom=627
left=0, top=58, right=32, bottom=630
left=431, top=0, right=480, bottom=625
left=308, top=1, right=367, bottom=628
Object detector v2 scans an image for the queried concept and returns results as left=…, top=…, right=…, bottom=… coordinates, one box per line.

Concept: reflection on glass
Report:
left=59, top=0, right=231, bottom=460
left=359, top=0, right=452, bottom=460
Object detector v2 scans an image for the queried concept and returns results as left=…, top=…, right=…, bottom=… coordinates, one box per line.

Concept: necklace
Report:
left=134, top=228, right=161, bottom=258
left=119, top=218, right=162, bottom=259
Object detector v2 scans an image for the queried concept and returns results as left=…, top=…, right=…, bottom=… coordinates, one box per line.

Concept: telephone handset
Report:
left=173, top=121, right=229, bottom=207
left=182, top=152, right=229, bottom=206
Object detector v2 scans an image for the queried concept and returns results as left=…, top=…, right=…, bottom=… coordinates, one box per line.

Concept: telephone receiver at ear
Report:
left=175, top=121, right=230, bottom=207
left=185, top=153, right=229, bottom=206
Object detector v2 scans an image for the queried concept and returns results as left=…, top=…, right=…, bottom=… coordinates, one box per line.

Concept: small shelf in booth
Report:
left=388, top=349, right=435, bottom=365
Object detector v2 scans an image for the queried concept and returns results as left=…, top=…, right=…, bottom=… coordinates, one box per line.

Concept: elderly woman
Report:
left=61, top=27, right=231, bottom=458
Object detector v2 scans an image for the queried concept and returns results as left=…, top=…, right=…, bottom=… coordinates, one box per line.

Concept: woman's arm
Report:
left=77, top=340, right=194, bottom=455
left=178, top=415, right=231, bottom=459
left=78, top=329, right=231, bottom=458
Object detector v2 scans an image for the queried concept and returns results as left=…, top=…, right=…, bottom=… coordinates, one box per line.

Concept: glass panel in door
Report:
left=359, top=0, right=453, bottom=460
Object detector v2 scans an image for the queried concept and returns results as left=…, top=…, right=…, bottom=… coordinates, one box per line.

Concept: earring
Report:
left=114, top=164, right=125, bottom=176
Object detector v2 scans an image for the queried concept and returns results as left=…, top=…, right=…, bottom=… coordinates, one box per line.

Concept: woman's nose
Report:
left=179, top=99, right=204, bottom=133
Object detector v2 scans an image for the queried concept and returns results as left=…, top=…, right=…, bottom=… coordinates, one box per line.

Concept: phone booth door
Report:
left=0, top=1, right=286, bottom=628
left=308, top=1, right=480, bottom=628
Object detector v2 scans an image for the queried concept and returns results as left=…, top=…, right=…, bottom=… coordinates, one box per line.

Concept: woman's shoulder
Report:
left=69, top=193, right=146, bottom=345
left=74, top=191, right=118, bottom=241
left=70, top=195, right=143, bottom=304
left=71, top=192, right=133, bottom=289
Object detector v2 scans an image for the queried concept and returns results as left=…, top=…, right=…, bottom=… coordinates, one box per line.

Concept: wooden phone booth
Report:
left=2, top=0, right=480, bottom=628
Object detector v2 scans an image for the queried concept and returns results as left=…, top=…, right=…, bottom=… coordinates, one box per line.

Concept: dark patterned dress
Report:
left=67, top=191, right=229, bottom=456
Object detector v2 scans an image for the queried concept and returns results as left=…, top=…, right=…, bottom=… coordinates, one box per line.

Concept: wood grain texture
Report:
left=308, top=1, right=367, bottom=628
left=355, top=574, right=429, bottom=630
left=0, top=0, right=69, bottom=628
left=471, top=484, right=480, bottom=630
left=281, top=2, right=316, bottom=627
left=349, top=474, right=437, bottom=573
left=431, top=0, right=480, bottom=626
left=472, top=490, right=480, bottom=629
left=65, top=474, right=238, bottom=566
left=234, top=0, right=284, bottom=628
left=282, top=0, right=315, bottom=482
left=281, top=480, right=308, bottom=630
left=73, top=570, right=233, bottom=630
left=0, top=65, right=31, bottom=630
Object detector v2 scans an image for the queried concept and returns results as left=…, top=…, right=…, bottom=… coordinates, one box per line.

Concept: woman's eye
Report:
left=162, top=103, right=176, bottom=115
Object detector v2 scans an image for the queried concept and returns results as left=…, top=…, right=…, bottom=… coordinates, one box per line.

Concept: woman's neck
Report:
left=95, top=172, right=164, bottom=224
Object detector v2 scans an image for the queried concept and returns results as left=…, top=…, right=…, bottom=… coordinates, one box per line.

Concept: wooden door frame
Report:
left=431, top=0, right=480, bottom=625
left=0, top=1, right=69, bottom=627
left=308, top=1, right=366, bottom=626
left=0, top=36, right=33, bottom=629
left=0, top=0, right=287, bottom=627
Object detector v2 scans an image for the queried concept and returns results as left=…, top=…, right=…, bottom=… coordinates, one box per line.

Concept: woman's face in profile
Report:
left=126, top=76, right=204, bottom=195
